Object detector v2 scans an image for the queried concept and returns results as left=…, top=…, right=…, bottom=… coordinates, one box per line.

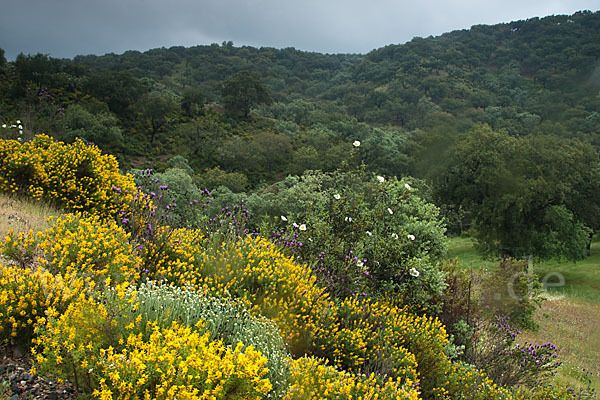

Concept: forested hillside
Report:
left=2, top=10, right=600, bottom=257
left=1, top=9, right=600, bottom=400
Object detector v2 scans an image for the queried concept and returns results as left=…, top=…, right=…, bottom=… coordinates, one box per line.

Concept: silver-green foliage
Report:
left=128, top=281, right=290, bottom=399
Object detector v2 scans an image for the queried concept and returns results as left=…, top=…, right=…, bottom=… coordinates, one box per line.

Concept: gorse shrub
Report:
left=0, top=262, right=86, bottom=346
left=311, top=296, right=451, bottom=395
left=284, top=356, right=420, bottom=400
left=433, top=362, right=516, bottom=399
left=1, top=228, right=41, bottom=268
left=95, top=322, right=272, bottom=400
left=0, top=135, right=137, bottom=219
left=113, top=282, right=290, bottom=398
left=33, top=295, right=112, bottom=393
left=140, top=231, right=330, bottom=357
left=2, top=213, right=142, bottom=286
left=34, top=293, right=274, bottom=399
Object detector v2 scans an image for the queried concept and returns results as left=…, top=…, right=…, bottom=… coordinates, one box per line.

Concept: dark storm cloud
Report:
left=1, top=0, right=598, bottom=59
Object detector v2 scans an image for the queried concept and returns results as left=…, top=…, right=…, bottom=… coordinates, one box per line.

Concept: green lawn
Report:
left=447, top=236, right=600, bottom=302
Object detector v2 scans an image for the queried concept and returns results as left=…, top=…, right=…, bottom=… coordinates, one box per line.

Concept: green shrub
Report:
left=34, top=295, right=273, bottom=399
left=115, top=281, right=290, bottom=399
left=268, top=168, right=448, bottom=310
left=479, top=258, right=544, bottom=330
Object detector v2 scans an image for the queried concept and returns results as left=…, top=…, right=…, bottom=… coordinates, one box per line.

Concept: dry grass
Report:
left=519, top=297, right=600, bottom=392
left=0, top=192, right=60, bottom=240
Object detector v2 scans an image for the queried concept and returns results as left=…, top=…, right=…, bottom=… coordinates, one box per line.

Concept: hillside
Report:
left=1, top=10, right=600, bottom=399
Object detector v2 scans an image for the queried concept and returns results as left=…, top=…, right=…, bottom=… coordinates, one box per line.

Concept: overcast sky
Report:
left=1, top=0, right=598, bottom=60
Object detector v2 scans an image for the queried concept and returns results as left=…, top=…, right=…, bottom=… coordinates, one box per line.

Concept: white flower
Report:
left=18, top=130, right=23, bottom=135
left=387, top=207, right=393, bottom=215
left=404, top=183, right=412, bottom=190
left=281, top=215, right=288, bottom=222
left=293, top=222, right=299, bottom=228
left=1, top=124, right=6, bottom=128
left=377, top=175, right=385, bottom=183
left=334, top=194, right=341, bottom=200
left=17, top=125, right=23, bottom=129
left=409, top=267, right=420, bottom=277
left=299, top=224, right=307, bottom=231
left=391, top=233, right=399, bottom=239
left=345, top=216, right=352, bottom=222
left=407, top=234, right=415, bottom=241
left=353, top=140, right=361, bottom=147
left=366, top=231, right=372, bottom=237
left=16, top=120, right=21, bottom=124
left=356, top=260, right=364, bottom=267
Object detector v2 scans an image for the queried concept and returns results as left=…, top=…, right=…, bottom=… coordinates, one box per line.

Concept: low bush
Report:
left=1, top=213, right=141, bottom=286
left=0, top=263, right=86, bottom=346
left=34, top=292, right=274, bottom=399
left=284, top=356, right=419, bottom=400
left=0, top=135, right=137, bottom=219
left=113, top=282, right=290, bottom=398
left=467, top=316, right=562, bottom=389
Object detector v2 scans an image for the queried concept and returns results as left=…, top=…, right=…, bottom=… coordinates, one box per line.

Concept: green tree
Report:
left=137, top=91, right=178, bottom=143
left=221, top=71, right=272, bottom=118
left=436, top=125, right=599, bottom=260
left=181, top=88, right=204, bottom=117
left=0, top=48, right=6, bottom=70
left=84, top=71, right=148, bottom=122
left=63, top=104, right=124, bottom=152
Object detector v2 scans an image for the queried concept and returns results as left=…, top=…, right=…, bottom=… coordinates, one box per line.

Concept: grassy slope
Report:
left=0, top=192, right=60, bottom=245
left=448, top=236, right=600, bottom=391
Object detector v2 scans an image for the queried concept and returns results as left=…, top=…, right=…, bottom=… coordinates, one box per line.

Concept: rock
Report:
left=12, top=346, right=26, bottom=358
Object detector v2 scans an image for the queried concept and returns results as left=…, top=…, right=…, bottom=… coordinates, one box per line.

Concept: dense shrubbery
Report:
left=0, top=262, right=86, bottom=346
left=0, top=135, right=137, bottom=219
left=0, top=136, right=575, bottom=399
left=284, top=356, right=419, bottom=400
left=119, top=282, right=291, bottom=398
left=268, top=169, right=448, bottom=308
left=33, top=288, right=276, bottom=399
left=135, top=165, right=448, bottom=310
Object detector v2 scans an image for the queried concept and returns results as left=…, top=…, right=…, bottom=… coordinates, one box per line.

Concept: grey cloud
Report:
left=0, top=0, right=598, bottom=59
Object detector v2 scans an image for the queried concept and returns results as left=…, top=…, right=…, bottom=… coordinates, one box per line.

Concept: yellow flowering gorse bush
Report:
left=35, top=294, right=273, bottom=399
left=140, top=231, right=330, bottom=357
left=0, top=262, right=86, bottom=345
left=0, top=135, right=136, bottom=219
left=38, top=213, right=141, bottom=285
left=284, top=356, right=420, bottom=400
left=95, top=322, right=272, bottom=400
left=432, top=362, right=517, bottom=400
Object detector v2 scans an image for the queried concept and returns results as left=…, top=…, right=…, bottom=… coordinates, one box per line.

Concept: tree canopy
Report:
left=221, top=71, right=272, bottom=118
left=436, top=125, right=600, bottom=260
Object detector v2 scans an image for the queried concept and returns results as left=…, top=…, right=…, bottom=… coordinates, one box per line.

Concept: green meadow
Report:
left=448, top=236, right=600, bottom=391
